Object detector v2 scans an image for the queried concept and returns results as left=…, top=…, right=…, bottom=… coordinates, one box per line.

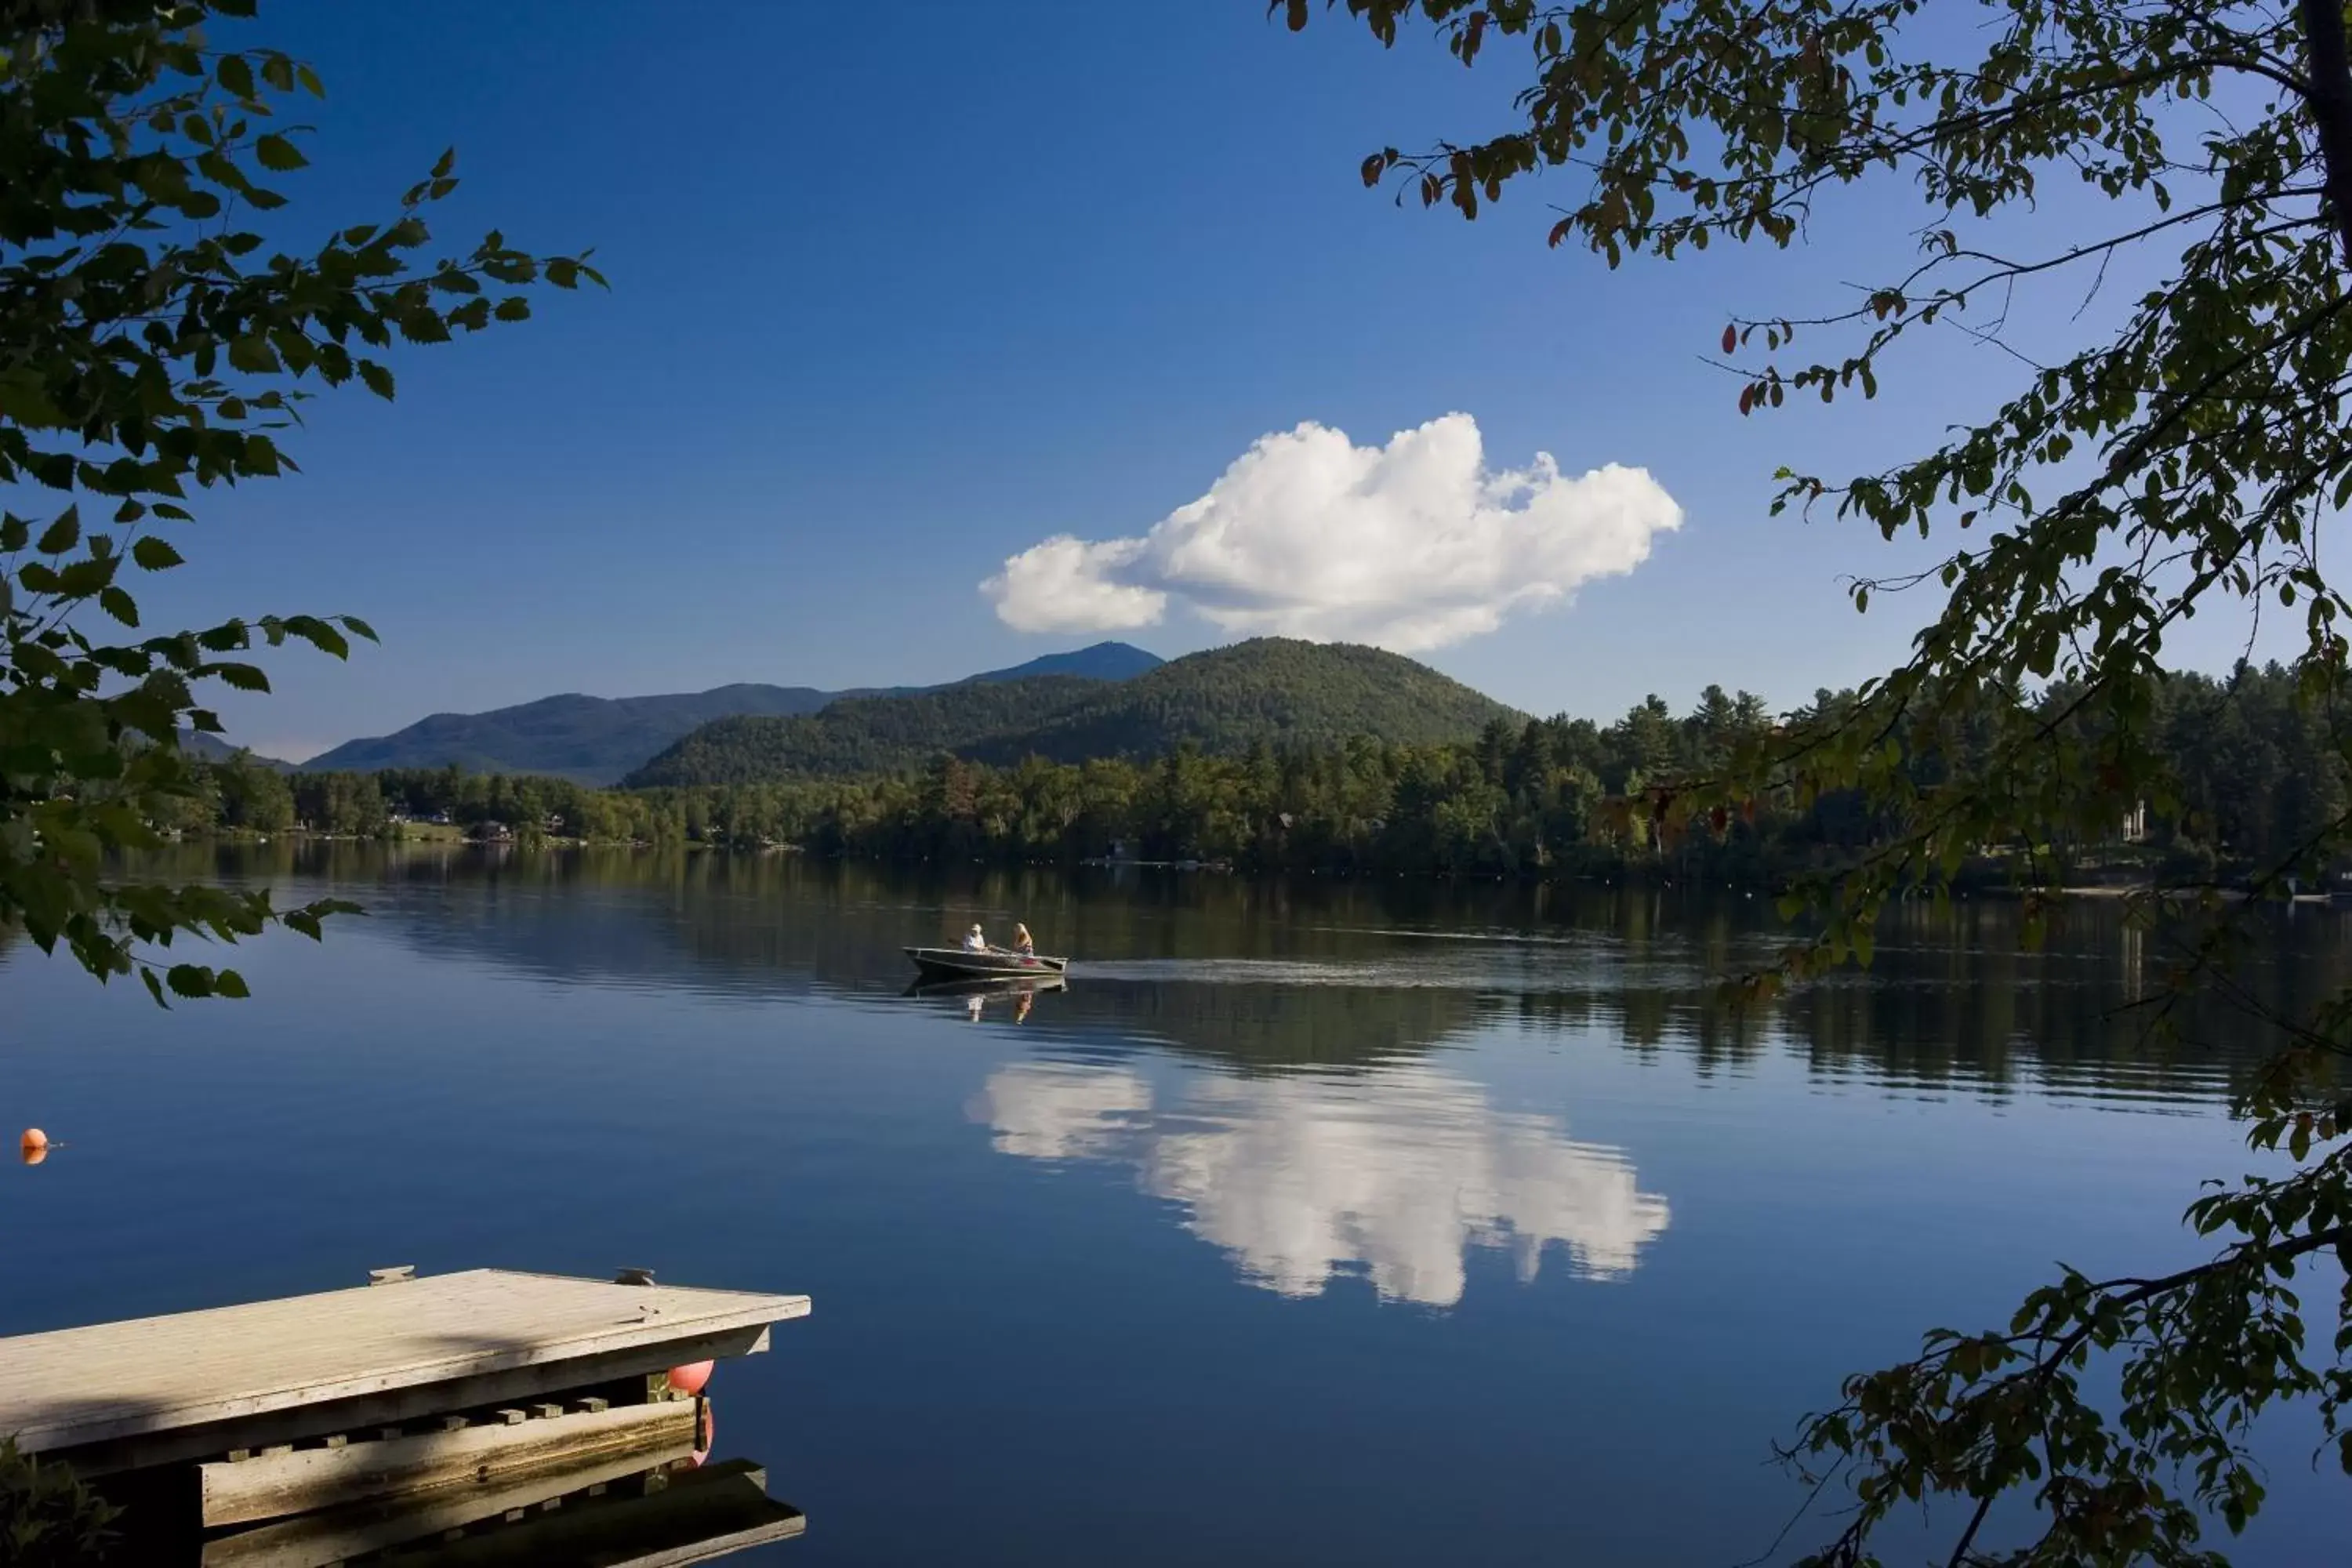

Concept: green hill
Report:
left=624, top=640, right=1522, bottom=786
left=179, top=731, right=293, bottom=771
left=624, top=676, right=1105, bottom=787
left=976, top=640, right=1521, bottom=764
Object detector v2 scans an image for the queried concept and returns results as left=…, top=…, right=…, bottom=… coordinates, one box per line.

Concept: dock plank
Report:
left=0, top=1271, right=808, bottom=1459
left=199, top=1398, right=700, bottom=1526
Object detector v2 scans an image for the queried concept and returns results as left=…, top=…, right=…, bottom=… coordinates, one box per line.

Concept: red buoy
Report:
left=666, top=1359, right=713, bottom=1396
left=20, top=1129, right=48, bottom=1166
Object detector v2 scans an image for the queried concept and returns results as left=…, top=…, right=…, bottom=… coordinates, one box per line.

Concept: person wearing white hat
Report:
left=961, top=922, right=990, bottom=953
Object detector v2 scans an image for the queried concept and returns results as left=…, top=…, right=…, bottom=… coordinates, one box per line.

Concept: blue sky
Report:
left=145, top=2, right=2270, bottom=759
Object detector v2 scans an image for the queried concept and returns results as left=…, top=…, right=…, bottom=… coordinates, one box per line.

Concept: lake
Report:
left=2, top=846, right=2343, bottom=1564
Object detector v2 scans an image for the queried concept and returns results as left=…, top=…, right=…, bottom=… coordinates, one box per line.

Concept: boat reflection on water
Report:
left=187, top=1414, right=803, bottom=1567
left=903, top=973, right=1065, bottom=1025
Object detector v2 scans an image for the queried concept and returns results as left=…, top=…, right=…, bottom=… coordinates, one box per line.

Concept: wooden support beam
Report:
left=198, top=1440, right=700, bottom=1568
left=198, top=1399, right=697, bottom=1527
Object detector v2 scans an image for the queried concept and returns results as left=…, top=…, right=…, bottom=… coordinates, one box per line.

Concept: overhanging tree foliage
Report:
left=1279, top=0, right=2352, bottom=1562
left=0, top=0, right=595, bottom=1004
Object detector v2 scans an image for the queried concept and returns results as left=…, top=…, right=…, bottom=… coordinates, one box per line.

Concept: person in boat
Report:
left=962, top=923, right=990, bottom=953
left=1012, top=923, right=1035, bottom=956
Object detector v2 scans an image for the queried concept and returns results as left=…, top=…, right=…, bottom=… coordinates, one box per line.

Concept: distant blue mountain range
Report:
left=963, top=641, right=1163, bottom=685
left=292, top=641, right=1163, bottom=784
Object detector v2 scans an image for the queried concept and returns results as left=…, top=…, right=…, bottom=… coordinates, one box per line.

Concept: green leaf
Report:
left=358, top=360, right=395, bottom=401
left=132, top=537, right=186, bottom=572
left=35, top=506, right=80, bottom=555
left=210, top=662, right=270, bottom=693
left=217, top=54, right=256, bottom=99
left=227, top=336, right=281, bottom=374
left=56, top=557, right=112, bottom=598
left=99, top=587, right=140, bottom=626
left=253, top=132, right=307, bottom=172
left=282, top=615, right=350, bottom=659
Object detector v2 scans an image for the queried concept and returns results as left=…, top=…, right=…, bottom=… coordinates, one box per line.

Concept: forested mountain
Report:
left=303, top=643, right=1163, bottom=783
left=180, top=731, right=291, bottom=771
left=971, top=641, right=1521, bottom=766
left=624, top=640, right=1523, bottom=787
left=625, top=676, right=1108, bottom=787
left=303, top=684, right=848, bottom=785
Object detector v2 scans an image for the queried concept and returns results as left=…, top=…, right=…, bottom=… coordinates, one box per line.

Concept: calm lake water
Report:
left=2, top=846, right=2343, bottom=1564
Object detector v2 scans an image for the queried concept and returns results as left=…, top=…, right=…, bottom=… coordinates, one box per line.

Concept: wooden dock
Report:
left=0, top=1267, right=810, bottom=1551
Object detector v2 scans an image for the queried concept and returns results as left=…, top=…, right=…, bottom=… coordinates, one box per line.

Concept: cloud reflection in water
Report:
left=971, top=1062, right=1670, bottom=1307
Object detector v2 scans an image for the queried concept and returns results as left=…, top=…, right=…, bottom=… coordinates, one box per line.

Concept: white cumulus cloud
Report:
left=980, top=537, right=1167, bottom=635
left=971, top=1059, right=1671, bottom=1307
left=967, top=1062, right=1155, bottom=1161
left=983, top=414, right=1682, bottom=652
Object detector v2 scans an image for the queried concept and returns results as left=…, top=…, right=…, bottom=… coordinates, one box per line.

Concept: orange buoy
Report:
left=20, top=1128, right=49, bottom=1166
left=666, top=1359, right=714, bottom=1396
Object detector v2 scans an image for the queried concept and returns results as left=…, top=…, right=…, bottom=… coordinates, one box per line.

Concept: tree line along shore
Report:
left=160, top=662, right=2343, bottom=892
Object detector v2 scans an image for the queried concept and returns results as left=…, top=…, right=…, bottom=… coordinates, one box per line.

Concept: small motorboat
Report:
left=904, top=946, right=1070, bottom=982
